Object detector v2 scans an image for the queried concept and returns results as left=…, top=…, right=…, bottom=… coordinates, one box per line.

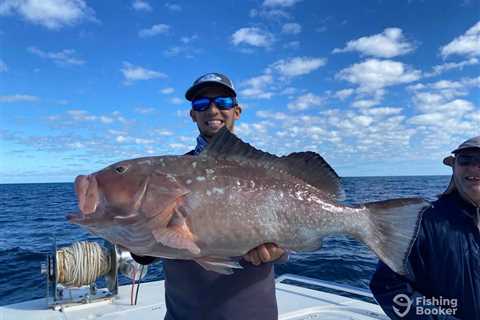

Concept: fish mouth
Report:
left=75, top=174, right=99, bottom=214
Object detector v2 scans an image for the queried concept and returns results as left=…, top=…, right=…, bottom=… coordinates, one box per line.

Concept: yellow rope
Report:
left=56, top=241, right=111, bottom=287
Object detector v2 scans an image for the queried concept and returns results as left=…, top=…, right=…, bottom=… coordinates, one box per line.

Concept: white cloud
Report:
left=155, top=129, right=173, bottom=136
left=99, top=116, right=113, bottom=124
left=270, top=56, right=326, bottom=77
left=353, top=115, right=374, bottom=127
left=262, top=0, right=302, bottom=7
left=287, top=93, right=323, bottom=110
left=231, top=27, right=274, bottom=48
left=363, top=107, right=402, bottom=117
left=256, top=110, right=288, bottom=120
left=116, top=135, right=127, bottom=143
left=169, top=142, right=189, bottom=149
left=135, top=138, right=154, bottom=144
left=132, top=0, right=152, bottom=12
left=180, top=34, right=198, bottom=44
left=134, top=107, right=155, bottom=114
left=165, top=2, right=181, bottom=11
left=0, top=59, right=7, bottom=72
left=249, top=8, right=290, bottom=20
left=139, top=24, right=170, bottom=38
left=441, top=21, right=480, bottom=58
left=282, top=22, right=301, bottom=34
left=67, top=109, right=96, bottom=121
left=240, top=74, right=273, bottom=99
left=283, top=41, right=300, bottom=49
left=0, top=94, right=39, bottom=103
left=170, top=97, right=183, bottom=105
left=28, top=46, right=85, bottom=65
left=0, top=0, right=95, bottom=30
left=337, top=59, right=421, bottom=93
left=333, top=28, right=414, bottom=58
left=121, top=62, right=167, bottom=84
left=352, top=99, right=380, bottom=108
left=160, top=87, right=174, bottom=94
left=334, top=88, right=354, bottom=100
left=426, top=58, right=479, bottom=77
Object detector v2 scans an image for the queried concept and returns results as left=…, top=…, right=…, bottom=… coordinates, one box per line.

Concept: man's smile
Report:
left=206, top=119, right=224, bottom=129
left=465, top=175, right=480, bottom=183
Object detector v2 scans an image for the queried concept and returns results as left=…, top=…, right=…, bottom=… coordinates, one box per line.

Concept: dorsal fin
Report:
left=201, top=126, right=343, bottom=199
left=280, top=152, right=344, bottom=200
left=201, top=126, right=278, bottom=163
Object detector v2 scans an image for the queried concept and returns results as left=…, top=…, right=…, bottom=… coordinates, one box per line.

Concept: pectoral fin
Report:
left=194, top=257, right=243, bottom=275
left=151, top=208, right=200, bottom=256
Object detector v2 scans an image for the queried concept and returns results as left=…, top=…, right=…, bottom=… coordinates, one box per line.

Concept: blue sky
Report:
left=0, top=0, right=479, bottom=183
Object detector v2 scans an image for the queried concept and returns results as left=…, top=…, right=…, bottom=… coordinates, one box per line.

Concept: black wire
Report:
left=134, top=265, right=145, bottom=305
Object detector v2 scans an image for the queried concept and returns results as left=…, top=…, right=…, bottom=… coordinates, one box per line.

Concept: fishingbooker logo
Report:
left=392, top=294, right=412, bottom=317
left=392, top=294, right=458, bottom=317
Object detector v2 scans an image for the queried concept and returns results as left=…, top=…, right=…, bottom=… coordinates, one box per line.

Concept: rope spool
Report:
left=56, top=241, right=112, bottom=287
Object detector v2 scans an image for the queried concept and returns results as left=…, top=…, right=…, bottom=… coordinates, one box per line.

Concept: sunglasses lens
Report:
left=192, top=98, right=210, bottom=111
left=192, top=96, right=236, bottom=111
left=214, top=97, right=235, bottom=109
left=457, top=155, right=480, bottom=166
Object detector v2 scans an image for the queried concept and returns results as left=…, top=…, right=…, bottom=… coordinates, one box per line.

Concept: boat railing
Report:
left=276, top=273, right=376, bottom=303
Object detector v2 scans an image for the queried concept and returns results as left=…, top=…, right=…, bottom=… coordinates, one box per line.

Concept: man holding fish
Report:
left=131, top=73, right=287, bottom=320
left=71, top=73, right=429, bottom=320
left=370, top=136, right=480, bottom=319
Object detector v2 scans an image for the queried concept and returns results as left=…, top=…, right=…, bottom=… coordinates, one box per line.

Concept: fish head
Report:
left=72, top=158, right=154, bottom=221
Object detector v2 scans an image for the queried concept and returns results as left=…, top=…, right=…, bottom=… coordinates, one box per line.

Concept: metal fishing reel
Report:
left=41, top=239, right=148, bottom=310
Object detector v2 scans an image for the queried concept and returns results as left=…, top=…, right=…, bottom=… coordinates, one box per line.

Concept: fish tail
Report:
left=361, top=198, right=429, bottom=276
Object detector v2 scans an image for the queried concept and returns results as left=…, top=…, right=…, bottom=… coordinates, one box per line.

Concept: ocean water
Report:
left=0, top=176, right=450, bottom=306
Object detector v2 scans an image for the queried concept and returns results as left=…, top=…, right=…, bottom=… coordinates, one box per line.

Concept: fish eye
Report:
left=114, top=166, right=128, bottom=174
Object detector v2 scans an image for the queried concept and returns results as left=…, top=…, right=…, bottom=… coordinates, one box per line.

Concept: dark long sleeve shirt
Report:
left=370, top=191, right=480, bottom=319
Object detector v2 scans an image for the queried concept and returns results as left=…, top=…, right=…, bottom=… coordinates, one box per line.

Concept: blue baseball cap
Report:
left=185, top=73, right=236, bottom=101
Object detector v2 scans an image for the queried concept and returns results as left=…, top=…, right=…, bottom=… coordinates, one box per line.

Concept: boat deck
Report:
left=0, top=274, right=388, bottom=320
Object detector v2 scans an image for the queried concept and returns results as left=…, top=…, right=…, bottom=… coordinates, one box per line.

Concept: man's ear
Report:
left=443, top=155, right=455, bottom=167
left=190, top=109, right=197, bottom=123
left=234, top=105, right=242, bottom=120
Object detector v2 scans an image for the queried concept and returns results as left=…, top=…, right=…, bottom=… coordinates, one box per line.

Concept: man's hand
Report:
left=244, top=243, right=285, bottom=266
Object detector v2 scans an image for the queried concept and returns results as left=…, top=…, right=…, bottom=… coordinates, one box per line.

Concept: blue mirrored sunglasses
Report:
left=191, top=96, right=237, bottom=112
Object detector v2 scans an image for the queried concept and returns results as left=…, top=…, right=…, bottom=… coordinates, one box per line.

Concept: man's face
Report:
left=453, top=149, right=480, bottom=205
left=189, top=86, right=241, bottom=140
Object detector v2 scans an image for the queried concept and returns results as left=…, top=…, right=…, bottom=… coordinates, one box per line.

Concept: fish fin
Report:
left=361, top=197, right=429, bottom=276
left=151, top=209, right=200, bottom=255
left=202, top=127, right=342, bottom=198
left=113, top=212, right=140, bottom=224
left=201, top=126, right=277, bottom=162
left=194, top=256, right=243, bottom=275
left=280, top=152, right=343, bottom=200
left=141, top=172, right=190, bottom=219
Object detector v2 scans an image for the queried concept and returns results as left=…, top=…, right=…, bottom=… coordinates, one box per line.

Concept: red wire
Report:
left=130, top=268, right=137, bottom=305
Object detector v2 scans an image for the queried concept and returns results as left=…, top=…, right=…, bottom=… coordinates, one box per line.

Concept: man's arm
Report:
left=370, top=214, right=459, bottom=320
left=370, top=262, right=459, bottom=320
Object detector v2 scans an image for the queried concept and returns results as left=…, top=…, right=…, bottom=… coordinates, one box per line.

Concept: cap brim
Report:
left=185, top=82, right=236, bottom=101
left=452, top=146, right=480, bottom=154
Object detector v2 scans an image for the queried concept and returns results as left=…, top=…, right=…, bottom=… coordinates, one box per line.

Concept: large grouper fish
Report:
left=69, top=126, right=428, bottom=275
